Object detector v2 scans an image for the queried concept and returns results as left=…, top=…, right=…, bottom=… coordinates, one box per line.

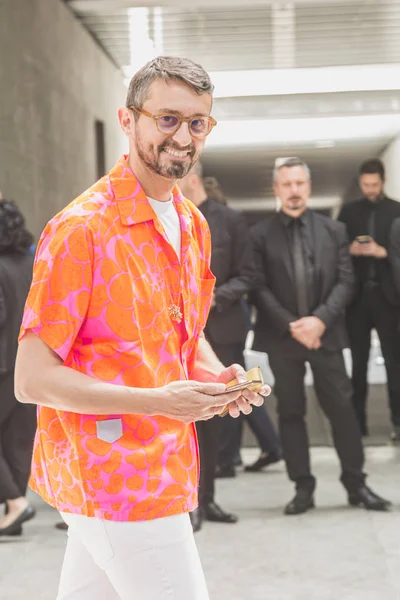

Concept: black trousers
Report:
left=195, top=342, right=243, bottom=507
left=267, top=346, right=365, bottom=493
left=0, top=371, right=37, bottom=504
left=346, top=284, right=400, bottom=429
left=196, top=341, right=282, bottom=505
left=211, top=342, right=280, bottom=469
left=196, top=417, right=220, bottom=507
left=219, top=403, right=281, bottom=467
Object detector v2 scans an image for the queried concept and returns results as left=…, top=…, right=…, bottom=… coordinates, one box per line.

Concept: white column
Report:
left=380, top=136, right=400, bottom=202
left=128, top=7, right=156, bottom=73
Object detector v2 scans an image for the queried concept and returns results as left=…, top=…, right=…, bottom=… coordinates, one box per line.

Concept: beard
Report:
left=135, top=133, right=197, bottom=180
left=287, top=196, right=304, bottom=210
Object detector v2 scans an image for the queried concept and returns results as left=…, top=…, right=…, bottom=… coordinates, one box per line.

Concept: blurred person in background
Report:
left=251, top=157, right=391, bottom=515
left=202, top=176, right=281, bottom=478
left=389, top=216, right=400, bottom=307
left=203, top=176, right=228, bottom=205
left=0, top=200, right=36, bottom=537
left=179, top=166, right=279, bottom=532
left=338, top=159, right=400, bottom=442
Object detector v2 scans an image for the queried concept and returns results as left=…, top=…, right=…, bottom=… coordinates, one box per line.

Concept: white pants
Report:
left=57, top=512, right=210, bottom=600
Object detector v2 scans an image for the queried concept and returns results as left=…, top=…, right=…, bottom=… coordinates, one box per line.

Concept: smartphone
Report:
left=216, top=367, right=264, bottom=417
left=213, top=379, right=263, bottom=395
left=356, top=235, right=372, bottom=244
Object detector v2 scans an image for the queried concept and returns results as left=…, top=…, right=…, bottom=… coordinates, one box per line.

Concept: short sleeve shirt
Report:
left=19, top=155, right=215, bottom=522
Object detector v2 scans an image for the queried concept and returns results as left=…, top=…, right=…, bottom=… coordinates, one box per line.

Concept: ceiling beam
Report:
left=68, top=0, right=397, bottom=12
left=209, top=65, right=400, bottom=99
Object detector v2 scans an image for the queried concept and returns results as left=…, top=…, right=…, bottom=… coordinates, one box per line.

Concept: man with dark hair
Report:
left=15, top=56, right=268, bottom=599
left=251, top=156, right=391, bottom=515
left=338, top=158, right=400, bottom=441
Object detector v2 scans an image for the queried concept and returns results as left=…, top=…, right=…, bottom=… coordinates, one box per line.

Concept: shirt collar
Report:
left=365, top=194, right=385, bottom=208
left=109, top=154, right=192, bottom=226
left=279, top=209, right=308, bottom=227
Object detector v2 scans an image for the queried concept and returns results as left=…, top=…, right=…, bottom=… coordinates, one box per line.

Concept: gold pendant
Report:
left=168, top=304, right=183, bottom=323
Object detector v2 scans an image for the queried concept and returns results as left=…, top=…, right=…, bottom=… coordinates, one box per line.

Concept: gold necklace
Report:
left=168, top=303, right=183, bottom=323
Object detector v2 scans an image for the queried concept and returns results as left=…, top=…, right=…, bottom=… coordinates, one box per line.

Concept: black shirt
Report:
left=279, top=210, right=317, bottom=314
left=338, top=196, right=400, bottom=288
left=198, top=198, right=210, bottom=221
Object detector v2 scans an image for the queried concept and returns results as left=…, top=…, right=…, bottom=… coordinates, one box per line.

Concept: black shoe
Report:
left=0, top=524, right=22, bottom=537
left=284, top=489, right=315, bottom=516
left=244, top=451, right=282, bottom=473
left=55, top=521, right=69, bottom=531
left=189, top=508, right=203, bottom=533
left=0, top=505, right=36, bottom=536
left=2, top=503, right=21, bottom=535
left=348, top=485, right=392, bottom=512
left=203, top=502, right=238, bottom=524
left=215, top=465, right=236, bottom=479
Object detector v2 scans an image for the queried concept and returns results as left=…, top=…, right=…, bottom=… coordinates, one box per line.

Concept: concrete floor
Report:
left=1, top=447, right=399, bottom=600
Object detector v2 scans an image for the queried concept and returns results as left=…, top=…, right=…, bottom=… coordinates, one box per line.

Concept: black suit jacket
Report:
left=389, top=217, right=400, bottom=297
left=0, top=252, right=33, bottom=374
left=338, top=196, right=400, bottom=305
left=200, top=199, right=256, bottom=346
left=251, top=210, right=354, bottom=352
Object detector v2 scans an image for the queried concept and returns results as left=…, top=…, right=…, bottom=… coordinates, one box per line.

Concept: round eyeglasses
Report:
left=128, top=106, right=217, bottom=139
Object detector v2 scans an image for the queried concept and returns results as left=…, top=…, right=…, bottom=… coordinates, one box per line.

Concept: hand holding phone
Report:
left=217, top=367, right=264, bottom=417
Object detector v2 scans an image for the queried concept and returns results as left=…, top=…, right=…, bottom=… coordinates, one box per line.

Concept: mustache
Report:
left=289, top=196, right=302, bottom=201
left=159, top=142, right=195, bottom=157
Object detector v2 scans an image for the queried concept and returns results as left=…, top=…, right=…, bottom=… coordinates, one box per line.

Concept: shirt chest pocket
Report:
left=96, top=418, right=123, bottom=444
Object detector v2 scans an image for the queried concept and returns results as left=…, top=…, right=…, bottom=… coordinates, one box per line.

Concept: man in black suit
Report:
left=338, top=159, right=400, bottom=442
left=389, top=216, right=400, bottom=300
left=179, top=163, right=279, bottom=531
left=251, top=156, right=391, bottom=515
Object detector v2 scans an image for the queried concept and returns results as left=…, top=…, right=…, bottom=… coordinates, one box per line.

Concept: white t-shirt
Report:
left=148, top=196, right=181, bottom=260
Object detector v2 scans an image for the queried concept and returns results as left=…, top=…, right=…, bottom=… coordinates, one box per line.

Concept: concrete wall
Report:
left=381, top=135, right=400, bottom=202
left=0, top=0, right=126, bottom=238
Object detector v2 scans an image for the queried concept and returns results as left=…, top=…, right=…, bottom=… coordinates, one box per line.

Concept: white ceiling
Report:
left=67, top=1, right=400, bottom=72
left=65, top=0, right=400, bottom=210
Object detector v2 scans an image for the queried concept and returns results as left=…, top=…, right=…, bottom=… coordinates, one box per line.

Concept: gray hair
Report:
left=126, top=56, right=214, bottom=110
left=273, top=157, right=311, bottom=183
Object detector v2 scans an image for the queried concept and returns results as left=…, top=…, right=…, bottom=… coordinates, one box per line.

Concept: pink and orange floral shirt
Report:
left=19, top=155, right=215, bottom=522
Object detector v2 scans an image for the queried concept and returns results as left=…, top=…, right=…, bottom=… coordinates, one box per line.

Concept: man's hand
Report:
left=210, top=293, right=217, bottom=309
left=290, top=316, right=326, bottom=350
left=215, top=363, right=271, bottom=419
left=350, top=239, right=387, bottom=258
left=349, top=240, right=364, bottom=256
left=159, top=364, right=271, bottom=424
left=359, top=240, right=387, bottom=258
left=159, top=380, right=243, bottom=423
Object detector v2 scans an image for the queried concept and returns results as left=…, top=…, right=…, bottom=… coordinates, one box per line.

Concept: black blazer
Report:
left=251, top=210, right=354, bottom=352
left=200, top=199, right=256, bottom=346
left=338, top=196, right=400, bottom=305
left=389, top=217, right=400, bottom=297
left=0, top=253, right=33, bottom=374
